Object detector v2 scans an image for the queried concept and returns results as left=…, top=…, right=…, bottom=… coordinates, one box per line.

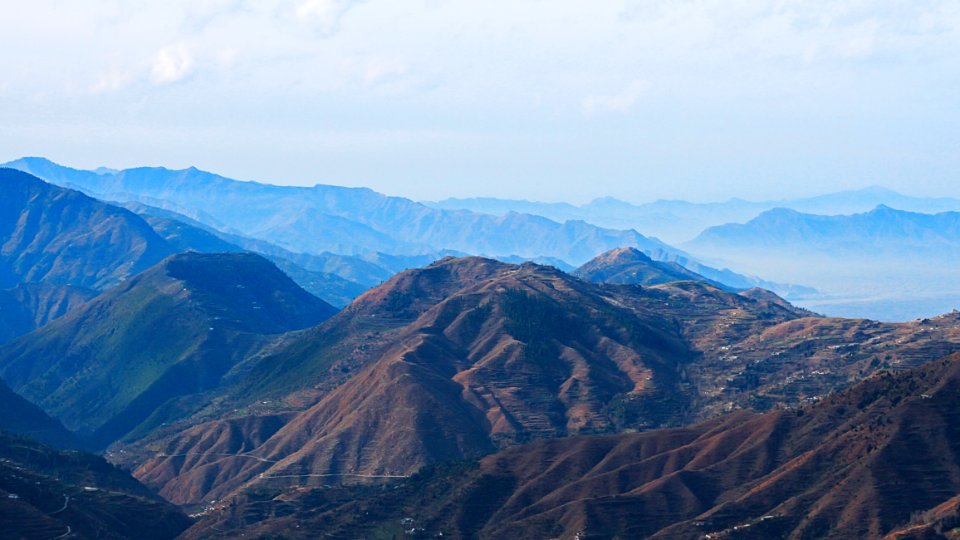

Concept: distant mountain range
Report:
left=0, top=167, right=375, bottom=308
left=689, top=205, right=960, bottom=257
left=684, top=205, right=960, bottom=320
left=2, top=158, right=806, bottom=298
left=428, top=187, right=960, bottom=244
left=3, top=157, right=675, bottom=264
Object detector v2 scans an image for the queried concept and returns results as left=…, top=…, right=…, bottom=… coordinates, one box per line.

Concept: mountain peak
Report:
left=574, top=246, right=725, bottom=288
left=758, top=206, right=803, bottom=218
left=4, top=156, right=58, bottom=168
left=348, top=255, right=514, bottom=318
left=141, top=251, right=338, bottom=333
left=591, top=246, right=653, bottom=265
left=870, top=203, right=898, bottom=213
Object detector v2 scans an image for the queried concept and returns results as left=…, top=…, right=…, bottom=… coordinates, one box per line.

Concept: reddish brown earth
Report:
left=185, top=353, right=960, bottom=540
left=135, top=257, right=700, bottom=504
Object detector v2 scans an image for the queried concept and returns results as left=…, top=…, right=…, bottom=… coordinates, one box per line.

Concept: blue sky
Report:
left=1, top=0, right=958, bottom=203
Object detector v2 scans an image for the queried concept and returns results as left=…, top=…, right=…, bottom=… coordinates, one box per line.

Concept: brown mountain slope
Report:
left=883, top=496, right=960, bottom=539
left=187, top=353, right=960, bottom=540
left=129, top=258, right=960, bottom=507
left=134, top=257, right=700, bottom=504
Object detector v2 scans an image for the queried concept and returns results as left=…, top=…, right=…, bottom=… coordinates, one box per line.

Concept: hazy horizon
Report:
left=6, top=155, right=960, bottom=208
left=2, top=1, right=958, bottom=203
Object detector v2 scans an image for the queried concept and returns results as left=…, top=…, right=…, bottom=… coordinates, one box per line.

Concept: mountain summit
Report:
left=574, top=246, right=729, bottom=288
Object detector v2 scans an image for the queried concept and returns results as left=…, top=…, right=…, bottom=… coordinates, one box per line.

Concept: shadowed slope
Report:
left=0, top=432, right=191, bottom=540
left=0, top=282, right=96, bottom=344
left=0, top=168, right=173, bottom=290
left=0, top=378, right=77, bottom=449
left=0, top=252, right=336, bottom=448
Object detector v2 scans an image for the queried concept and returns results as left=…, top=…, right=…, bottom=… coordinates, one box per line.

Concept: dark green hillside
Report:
left=0, top=252, right=336, bottom=448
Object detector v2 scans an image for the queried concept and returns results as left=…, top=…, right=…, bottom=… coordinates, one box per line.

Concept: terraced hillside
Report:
left=184, top=353, right=960, bottom=539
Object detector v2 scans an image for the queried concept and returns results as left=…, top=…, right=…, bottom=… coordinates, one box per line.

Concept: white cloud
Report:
left=293, top=0, right=359, bottom=33
left=359, top=57, right=408, bottom=86
left=151, top=43, right=195, bottom=84
left=215, top=47, right=239, bottom=69
left=582, top=80, right=649, bottom=117
left=89, top=70, right=133, bottom=94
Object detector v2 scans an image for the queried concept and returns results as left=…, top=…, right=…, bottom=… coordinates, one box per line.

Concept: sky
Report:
left=1, top=0, right=958, bottom=203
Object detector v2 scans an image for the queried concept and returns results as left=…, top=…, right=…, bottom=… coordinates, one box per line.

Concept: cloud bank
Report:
left=1, top=0, right=957, bottom=202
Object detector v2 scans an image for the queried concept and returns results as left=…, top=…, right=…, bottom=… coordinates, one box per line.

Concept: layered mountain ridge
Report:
left=690, top=205, right=960, bottom=256
left=0, top=168, right=172, bottom=290
left=4, top=157, right=804, bottom=297
left=428, top=187, right=960, bottom=244
left=0, top=167, right=364, bottom=309
left=685, top=205, right=960, bottom=320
